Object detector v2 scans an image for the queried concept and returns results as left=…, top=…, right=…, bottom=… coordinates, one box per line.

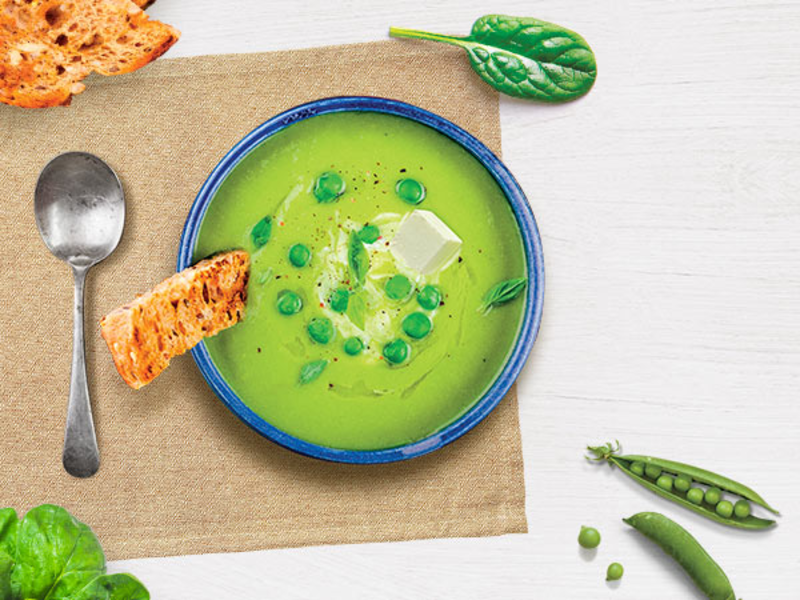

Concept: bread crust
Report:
left=1, top=0, right=179, bottom=108
left=101, top=251, right=250, bottom=390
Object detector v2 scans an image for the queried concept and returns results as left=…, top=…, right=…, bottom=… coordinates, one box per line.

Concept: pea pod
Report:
left=624, top=512, right=738, bottom=600
left=588, top=442, right=778, bottom=530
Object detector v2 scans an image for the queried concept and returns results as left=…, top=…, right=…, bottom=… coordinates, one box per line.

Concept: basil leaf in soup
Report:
left=251, top=216, right=272, bottom=249
left=480, top=277, right=527, bottom=313
left=348, top=231, right=370, bottom=287
left=348, top=293, right=367, bottom=330
left=299, top=360, right=328, bottom=385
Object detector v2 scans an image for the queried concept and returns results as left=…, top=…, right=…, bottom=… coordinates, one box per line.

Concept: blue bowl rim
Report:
left=177, top=96, right=545, bottom=464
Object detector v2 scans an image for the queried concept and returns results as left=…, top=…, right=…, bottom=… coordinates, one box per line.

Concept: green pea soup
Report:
left=193, top=111, right=526, bottom=451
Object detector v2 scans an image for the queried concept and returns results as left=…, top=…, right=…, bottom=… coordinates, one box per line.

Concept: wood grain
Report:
left=106, top=0, right=798, bottom=597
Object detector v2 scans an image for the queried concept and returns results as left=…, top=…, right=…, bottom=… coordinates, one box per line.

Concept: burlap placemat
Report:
left=0, top=41, right=527, bottom=560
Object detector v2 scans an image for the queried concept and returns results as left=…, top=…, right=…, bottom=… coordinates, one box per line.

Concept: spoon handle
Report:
left=62, top=266, right=100, bottom=478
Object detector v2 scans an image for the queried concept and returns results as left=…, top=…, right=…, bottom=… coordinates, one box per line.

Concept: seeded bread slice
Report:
left=0, top=0, right=179, bottom=108
left=101, top=251, right=250, bottom=390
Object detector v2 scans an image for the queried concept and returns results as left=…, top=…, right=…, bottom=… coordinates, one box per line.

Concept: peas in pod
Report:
left=587, top=441, right=778, bottom=530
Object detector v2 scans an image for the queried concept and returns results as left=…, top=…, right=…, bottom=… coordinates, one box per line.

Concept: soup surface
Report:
left=194, top=111, right=527, bottom=450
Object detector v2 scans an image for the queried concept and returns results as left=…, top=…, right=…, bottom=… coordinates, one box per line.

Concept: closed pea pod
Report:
left=587, top=442, right=778, bottom=529
left=624, top=512, right=738, bottom=600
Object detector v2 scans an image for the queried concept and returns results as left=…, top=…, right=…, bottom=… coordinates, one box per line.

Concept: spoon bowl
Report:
left=35, top=152, right=124, bottom=267
left=34, top=152, right=125, bottom=478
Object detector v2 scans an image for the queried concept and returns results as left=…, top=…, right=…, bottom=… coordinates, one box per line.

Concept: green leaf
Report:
left=0, top=505, right=150, bottom=600
left=348, top=231, right=369, bottom=287
left=299, top=360, right=328, bottom=385
left=251, top=216, right=272, bottom=249
left=11, top=504, right=105, bottom=600
left=480, top=277, right=527, bottom=313
left=348, top=293, right=367, bottom=330
left=70, top=574, right=150, bottom=600
left=0, top=509, right=18, bottom=560
left=0, top=550, right=14, bottom=600
left=390, top=15, right=596, bottom=103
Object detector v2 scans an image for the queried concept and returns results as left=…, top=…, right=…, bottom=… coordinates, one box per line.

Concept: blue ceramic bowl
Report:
left=177, top=96, right=544, bottom=464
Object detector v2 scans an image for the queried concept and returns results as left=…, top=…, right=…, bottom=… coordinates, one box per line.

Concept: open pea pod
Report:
left=588, top=442, right=778, bottom=530
left=619, top=453, right=779, bottom=515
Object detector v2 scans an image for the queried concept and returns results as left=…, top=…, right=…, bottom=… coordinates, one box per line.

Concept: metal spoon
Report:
left=34, top=152, right=125, bottom=478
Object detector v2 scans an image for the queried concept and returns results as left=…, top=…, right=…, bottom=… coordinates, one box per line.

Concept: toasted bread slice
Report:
left=134, top=0, right=155, bottom=7
left=101, top=251, right=250, bottom=390
left=0, top=0, right=179, bottom=108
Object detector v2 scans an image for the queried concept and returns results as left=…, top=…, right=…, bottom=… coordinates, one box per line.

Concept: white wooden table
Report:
left=109, top=1, right=800, bottom=597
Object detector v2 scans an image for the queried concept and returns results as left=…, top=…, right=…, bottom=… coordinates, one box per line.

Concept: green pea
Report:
left=416, top=284, right=442, bottom=310
left=674, top=474, right=692, bottom=493
left=606, top=562, right=624, bottom=582
left=686, top=487, right=704, bottom=505
left=644, top=464, right=662, bottom=480
left=577, top=526, right=601, bottom=549
left=395, top=178, right=426, bottom=205
left=630, top=461, right=645, bottom=476
left=358, top=224, right=380, bottom=244
left=314, top=171, right=345, bottom=203
left=383, top=339, right=410, bottom=365
left=343, top=336, right=364, bottom=356
left=656, top=474, right=674, bottom=492
left=716, top=500, right=734, bottom=518
left=704, top=487, right=722, bottom=506
left=402, top=312, right=432, bottom=340
left=288, top=243, right=311, bottom=267
left=329, top=288, right=350, bottom=313
left=276, top=290, right=303, bottom=315
left=734, top=500, right=751, bottom=519
left=307, top=317, right=334, bottom=344
left=385, top=274, right=412, bottom=301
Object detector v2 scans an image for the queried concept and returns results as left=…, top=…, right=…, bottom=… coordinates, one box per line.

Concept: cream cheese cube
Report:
left=390, top=210, right=462, bottom=275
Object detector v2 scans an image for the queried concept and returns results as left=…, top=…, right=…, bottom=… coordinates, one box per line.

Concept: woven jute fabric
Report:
left=0, top=41, right=527, bottom=560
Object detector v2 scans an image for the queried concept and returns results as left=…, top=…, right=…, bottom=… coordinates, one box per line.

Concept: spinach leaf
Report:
left=390, top=15, right=596, bottom=103
left=299, top=359, right=328, bottom=385
left=480, top=277, right=527, bottom=313
left=11, top=505, right=105, bottom=600
left=0, top=550, right=13, bottom=600
left=251, top=216, right=272, bottom=249
left=348, top=231, right=369, bottom=288
left=0, top=505, right=149, bottom=600
left=0, top=509, right=18, bottom=559
left=71, top=575, right=149, bottom=600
